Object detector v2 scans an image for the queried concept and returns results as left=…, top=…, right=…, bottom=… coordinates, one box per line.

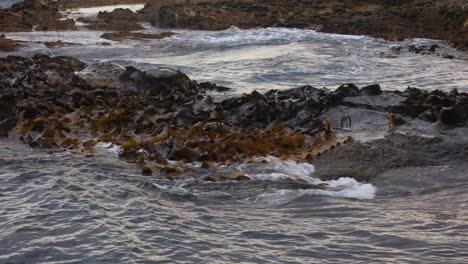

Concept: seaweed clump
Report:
left=0, top=54, right=344, bottom=181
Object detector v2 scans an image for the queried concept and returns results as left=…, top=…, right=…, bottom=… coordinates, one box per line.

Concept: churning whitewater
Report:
left=3, top=24, right=468, bottom=94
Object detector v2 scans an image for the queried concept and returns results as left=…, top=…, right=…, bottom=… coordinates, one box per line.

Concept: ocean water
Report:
left=3, top=25, right=468, bottom=95
left=0, top=0, right=21, bottom=8
left=1, top=139, right=468, bottom=263
left=1, top=4, right=468, bottom=263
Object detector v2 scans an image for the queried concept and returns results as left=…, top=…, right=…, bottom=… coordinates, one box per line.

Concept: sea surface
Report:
left=2, top=5, right=468, bottom=95
left=0, top=0, right=21, bottom=8
left=1, top=4, right=468, bottom=263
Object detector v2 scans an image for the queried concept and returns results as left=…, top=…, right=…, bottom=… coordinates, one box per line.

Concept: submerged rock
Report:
left=100, top=31, right=176, bottom=41
left=44, top=40, right=65, bottom=49
left=0, top=36, right=22, bottom=52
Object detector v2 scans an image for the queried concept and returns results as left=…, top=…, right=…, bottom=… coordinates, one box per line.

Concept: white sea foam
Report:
left=63, top=4, right=145, bottom=20
left=310, top=177, right=377, bottom=200
left=239, top=156, right=376, bottom=200
left=254, top=178, right=376, bottom=204
left=4, top=31, right=111, bottom=46
left=95, top=142, right=120, bottom=155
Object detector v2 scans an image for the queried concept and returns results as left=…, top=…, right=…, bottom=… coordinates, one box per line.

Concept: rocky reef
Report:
left=135, top=0, right=468, bottom=50
left=0, top=54, right=339, bottom=182
left=1, top=54, right=467, bottom=182
left=0, top=34, right=22, bottom=51
left=0, top=0, right=76, bottom=32
left=79, top=8, right=144, bottom=31
left=1, top=0, right=466, bottom=49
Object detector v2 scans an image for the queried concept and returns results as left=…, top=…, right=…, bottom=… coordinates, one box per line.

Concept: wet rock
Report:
left=142, top=166, right=152, bottom=176
left=0, top=95, right=17, bottom=137
left=45, top=40, right=65, bottom=49
left=442, top=53, right=455, bottom=59
left=201, top=161, right=210, bottom=169
left=144, top=68, right=195, bottom=97
left=233, top=174, right=251, bottom=181
left=390, top=44, right=457, bottom=58
left=424, top=94, right=454, bottom=107
left=198, top=82, right=231, bottom=92
left=313, top=133, right=467, bottom=181
left=438, top=104, right=468, bottom=126
left=100, top=32, right=176, bottom=41
left=335, top=83, right=360, bottom=97
left=0, top=117, right=16, bottom=137
left=85, top=19, right=143, bottom=31
left=98, top=8, right=139, bottom=21
left=0, top=37, right=22, bottom=52
left=428, top=44, right=440, bottom=52
left=360, top=84, right=382, bottom=96
left=136, top=0, right=468, bottom=50
left=3, top=53, right=468, bottom=183
left=36, top=18, right=76, bottom=31
left=1, top=0, right=467, bottom=51
left=79, top=7, right=144, bottom=31
left=159, top=6, right=178, bottom=28
left=77, top=62, right=127, bottom=88
left=390, top=113, right=406, bottom=126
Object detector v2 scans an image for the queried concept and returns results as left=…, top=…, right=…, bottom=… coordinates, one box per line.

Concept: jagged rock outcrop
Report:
left=1, top=54, right=467, bottom=181
left=0, top=0, right=76, bottom=32
left=136, top=0, right=468, bottom=49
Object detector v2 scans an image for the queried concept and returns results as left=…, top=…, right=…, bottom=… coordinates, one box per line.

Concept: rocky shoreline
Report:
left=0, top=0, right=467, bottom=50
left=1, top=0, right=468, bottom=184
left=1, top=54, right=467, bottom=182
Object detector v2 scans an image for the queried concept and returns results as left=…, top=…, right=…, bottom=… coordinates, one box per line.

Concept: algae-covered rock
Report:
left=2, top=54, right=468, bottom=183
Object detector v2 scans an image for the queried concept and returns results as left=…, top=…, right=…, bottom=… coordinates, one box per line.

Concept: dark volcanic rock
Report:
left=159, top=6, right=178, bottom=28
left=0, top=0, right=76, bottom=32
left=135, top=0, right=468, bottom=50
left=313, top=133, right=468, bottom=182
left=336, top=84, right=360, bottom=97
left=84, top=8, right=144, bottom=31
left=438, top=103, right=468, bottom=126
left=45, top=40, right=65, bottom=49
left=0, top=37, right=22, bottom=52
left=100, top=32, right=176, bottom=41
left=1, top=54, right=468, bottom=182
left=0, top=96, right=16, bottom=137
left=390, top=44, right=456, bottom=59
left=1, top=0, right=467, bottom=50
left=361, top=84, right=382, bottom=96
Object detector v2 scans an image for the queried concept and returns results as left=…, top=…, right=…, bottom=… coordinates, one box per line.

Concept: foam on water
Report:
left=254, top=178, right=376, bottom=204
left=95, top=142, right=120, bottom=155
left=237, top=156, right=377, bottom=200
left=3, top=31, right=112, bottom=46
left=162, top=26, right=368, bottom=48
left=3, top=25, right=468, bottom=93
left=63, top=4, right=145, bottom=20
